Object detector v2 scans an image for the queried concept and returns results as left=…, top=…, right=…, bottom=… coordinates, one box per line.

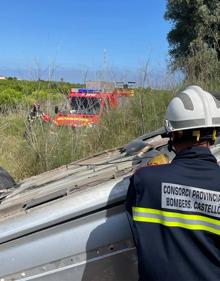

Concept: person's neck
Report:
left=174, top=141, right=210, bottom=154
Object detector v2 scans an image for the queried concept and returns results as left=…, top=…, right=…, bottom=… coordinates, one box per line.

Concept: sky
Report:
left=0, top=0, right=172, bottom=84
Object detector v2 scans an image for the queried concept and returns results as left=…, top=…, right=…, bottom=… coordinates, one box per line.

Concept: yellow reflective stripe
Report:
left=132, top=207, right=220, bottom=226
left=133, top=216, right=220, bottom=235
left=133, top=215, right=220, bottom=236
left=57, top=117, right=89, bottom=121
left=132, top=207, right=220, bottom=236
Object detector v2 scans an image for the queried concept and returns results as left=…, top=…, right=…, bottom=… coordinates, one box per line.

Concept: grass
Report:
left=1, top=71, right=219, bottom=182
left=0, top=88, right=174, bottom=181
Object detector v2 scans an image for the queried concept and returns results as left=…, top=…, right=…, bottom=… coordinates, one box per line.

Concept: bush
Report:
left=31, top=90, right=63, bottom=103
left=0, top=88, right=23, bottom=111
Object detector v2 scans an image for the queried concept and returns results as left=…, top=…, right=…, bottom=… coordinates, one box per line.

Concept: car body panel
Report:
left=1, top=129, right=220, bottom=280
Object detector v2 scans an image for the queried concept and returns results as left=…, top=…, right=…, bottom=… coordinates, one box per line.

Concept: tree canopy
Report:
left=165, top=0, right=220, bottom=82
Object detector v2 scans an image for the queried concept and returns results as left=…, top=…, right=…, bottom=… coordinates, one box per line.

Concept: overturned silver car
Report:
left=1, top=129, right=220, bottom=281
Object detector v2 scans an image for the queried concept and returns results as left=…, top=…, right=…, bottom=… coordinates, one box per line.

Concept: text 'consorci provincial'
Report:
left=161, top=183, right=220, bottom=218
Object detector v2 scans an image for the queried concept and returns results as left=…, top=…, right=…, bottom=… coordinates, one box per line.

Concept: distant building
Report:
left=0, top=75, right=6, bottom=80
left=85, top=81, right=115, bottom=91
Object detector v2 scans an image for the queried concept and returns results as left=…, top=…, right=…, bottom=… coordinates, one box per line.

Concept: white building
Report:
left=0, top=75, right=6, bottom=80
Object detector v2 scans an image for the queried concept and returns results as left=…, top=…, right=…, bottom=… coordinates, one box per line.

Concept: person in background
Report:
left=27, top=103, right=41, bottom=124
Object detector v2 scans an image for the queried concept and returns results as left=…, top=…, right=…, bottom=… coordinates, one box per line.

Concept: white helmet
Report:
left=165, top=85, right=220, bottom=132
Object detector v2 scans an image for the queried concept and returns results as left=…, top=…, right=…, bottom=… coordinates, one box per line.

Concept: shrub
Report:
left=0, top=88, right=23, bottom=111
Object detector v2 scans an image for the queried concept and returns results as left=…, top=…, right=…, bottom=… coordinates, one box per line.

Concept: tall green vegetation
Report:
left=165, top=0, right=220, bottom=89
left=0, top=79, right=84, bottom=112
left=0, top=86, right=173, bottom=181
left=0, top=79, right=83, bottom=108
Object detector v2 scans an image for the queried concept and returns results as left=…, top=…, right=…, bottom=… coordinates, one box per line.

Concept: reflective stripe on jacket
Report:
left=126, top=146, right=220, bottom=281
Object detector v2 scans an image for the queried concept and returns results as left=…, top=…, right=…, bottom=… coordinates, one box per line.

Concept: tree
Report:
left=7, top=77, right=17, bottom=80
left=165, top=0, right=220, bottom=81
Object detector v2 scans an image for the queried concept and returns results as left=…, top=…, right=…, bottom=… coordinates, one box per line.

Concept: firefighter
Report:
left=24, top=103, right=50, bottom=139
left=27, top=103, right=50, bottom=124
left=126, top=85, right=220, bottom=281
left=27, top=103, right=41, bottom=124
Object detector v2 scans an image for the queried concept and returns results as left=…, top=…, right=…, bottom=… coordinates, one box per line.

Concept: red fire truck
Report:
left=52, top=86, right=133, bottom=127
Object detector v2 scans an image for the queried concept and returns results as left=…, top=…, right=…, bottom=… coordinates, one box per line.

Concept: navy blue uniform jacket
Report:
left=126, top=146, right=220, bottom=281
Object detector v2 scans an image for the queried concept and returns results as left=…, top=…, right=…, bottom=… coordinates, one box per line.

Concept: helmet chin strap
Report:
left=168, top=138, right=177, bottom=154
